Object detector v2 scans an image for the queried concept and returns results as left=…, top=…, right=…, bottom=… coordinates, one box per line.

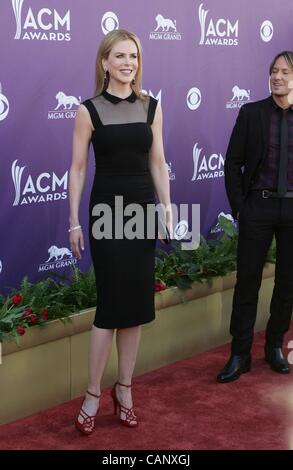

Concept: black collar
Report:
left=102, top=90, right=137, bottom=104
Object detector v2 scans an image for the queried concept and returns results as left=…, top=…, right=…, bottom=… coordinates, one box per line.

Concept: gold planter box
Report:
left=0, top=265, right=275, bottom=425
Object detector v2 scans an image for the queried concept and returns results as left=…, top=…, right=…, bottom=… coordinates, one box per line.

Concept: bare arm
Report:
left=148, top=102, right=172, bottom=237
left=68, top=105, right=93, bottom=259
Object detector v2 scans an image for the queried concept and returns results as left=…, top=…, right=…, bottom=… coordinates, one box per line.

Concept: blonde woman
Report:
left=69, top=29, right=171, bottom=434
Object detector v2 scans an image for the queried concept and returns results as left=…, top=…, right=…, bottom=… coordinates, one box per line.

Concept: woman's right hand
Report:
left=69, top=228, right=84, bottom=260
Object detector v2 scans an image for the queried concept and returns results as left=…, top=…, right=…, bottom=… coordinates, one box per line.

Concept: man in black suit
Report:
left=217, top=51, right=293, bottom=383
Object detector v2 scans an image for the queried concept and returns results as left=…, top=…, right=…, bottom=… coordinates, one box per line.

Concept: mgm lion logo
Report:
left=154, top=14, right=177, bottom=32
left=231, top=85, right=250, bottom=101
left=46, top=245, right=72, bottom=262
left=54, top=91, right=81, bottom=110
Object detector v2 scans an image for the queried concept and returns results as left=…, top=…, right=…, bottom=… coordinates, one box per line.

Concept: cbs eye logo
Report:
left=186, top=87, right=201, bottom=110
left=260, top=20, right=273, bottom=42
left=0, top=90, right=9, bottom=121
left=101, top=12, right=119, bottom=35
left=173, top=220, right=189, bottom=240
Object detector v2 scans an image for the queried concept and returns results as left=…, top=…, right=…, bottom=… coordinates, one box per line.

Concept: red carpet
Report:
left=1, top=327, right=293, bottom=450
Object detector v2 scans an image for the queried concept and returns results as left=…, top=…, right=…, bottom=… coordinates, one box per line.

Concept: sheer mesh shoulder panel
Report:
left=91, top=95, right=150, bottom=125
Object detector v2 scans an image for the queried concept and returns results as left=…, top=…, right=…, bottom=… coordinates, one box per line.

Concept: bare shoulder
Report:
left=152, top=100, right=162, bottom=125
left=77, top=103, right=91, bottom=119
left=75, top=103, right=93, bottom=131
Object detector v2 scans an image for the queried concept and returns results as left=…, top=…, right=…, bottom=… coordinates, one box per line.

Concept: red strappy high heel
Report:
left=111, top=382, right=138, bottom=427
left=75, top=390, right=101, bottom=435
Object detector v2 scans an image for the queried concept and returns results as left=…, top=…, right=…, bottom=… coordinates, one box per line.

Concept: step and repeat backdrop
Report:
left=0, top=0, right=292, bottom=290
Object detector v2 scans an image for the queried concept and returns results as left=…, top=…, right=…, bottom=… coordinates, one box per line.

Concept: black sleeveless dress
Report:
left=82, top=90, right=158, bottom=329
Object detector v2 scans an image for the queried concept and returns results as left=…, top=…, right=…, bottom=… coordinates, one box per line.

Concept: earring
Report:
left=132, top=77, right=136, bottom=85
left=104, top=70, right=108, bottom=81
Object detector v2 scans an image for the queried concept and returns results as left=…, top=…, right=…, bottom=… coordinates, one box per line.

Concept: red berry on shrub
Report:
left=12, top=294, right=23, bottom=306
left=29, top=314, right=38, bottom=325
left=22, top=308, right=33, bottom=318
left=154, top=281, right=166, bottom=292
left=41, top=308, right=48, bottom=321
left=16, top=326, right=26, bottom=336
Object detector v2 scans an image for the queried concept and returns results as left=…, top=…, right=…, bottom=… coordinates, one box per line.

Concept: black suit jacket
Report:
left=225, top=96, right=272, bottom=218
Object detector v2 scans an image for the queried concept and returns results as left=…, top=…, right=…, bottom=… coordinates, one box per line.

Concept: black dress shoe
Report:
left=264, top=346, right=290, bottom=374
left=217, top=354, right=251, bottom=383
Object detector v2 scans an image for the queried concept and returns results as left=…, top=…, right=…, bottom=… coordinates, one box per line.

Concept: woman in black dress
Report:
left=69, top=29, right=171, bottom=434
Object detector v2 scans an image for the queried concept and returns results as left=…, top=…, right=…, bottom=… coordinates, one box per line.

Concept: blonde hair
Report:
left=95, top=29, right=145, bottom=99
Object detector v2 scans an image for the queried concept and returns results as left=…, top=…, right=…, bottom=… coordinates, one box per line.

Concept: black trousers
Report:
left=230, top=191, right=293, bottom=355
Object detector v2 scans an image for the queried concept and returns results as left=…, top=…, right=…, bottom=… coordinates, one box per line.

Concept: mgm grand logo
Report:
left=149, top=14, right=182, bottom=40
left=38, top=245, right=77, bottom=272
left=48, top=91, right=81, bottom=120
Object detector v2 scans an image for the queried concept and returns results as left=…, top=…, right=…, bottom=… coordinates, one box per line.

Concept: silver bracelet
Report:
left=68, top=225, right=82, bottom=233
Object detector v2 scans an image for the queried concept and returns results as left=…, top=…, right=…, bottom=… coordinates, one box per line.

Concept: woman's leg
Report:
left=77, top=325, right=114, bottom=423
left=115, top=325, right=141, bottom=419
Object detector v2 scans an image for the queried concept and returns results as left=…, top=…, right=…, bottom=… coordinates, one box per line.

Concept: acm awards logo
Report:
left=149, top=14, right=182, bottom=41
left=11, top=160, right=68, bottom=206
left=48, top=91, right=81, bottom=120
left=191, top=143, right=224, bottom=181
left=198, top=3, right=239, bottom=46
left=226, top=85, right=251, bottom=109
left=39, top=245, right=77, bottom=272
left=12, top=0, right=71, bottom=41
left=0, top=83, right=9, bottom=121
left=101, top=12, right=119, bottom=35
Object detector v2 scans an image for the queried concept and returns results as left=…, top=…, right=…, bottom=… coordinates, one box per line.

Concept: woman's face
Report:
left=103, top=39, right=138, bottom=87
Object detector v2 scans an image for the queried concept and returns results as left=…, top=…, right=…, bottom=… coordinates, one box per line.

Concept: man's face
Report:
left=270, top=56, right=293, bottom=98
left=288, top=79, right=293, bottom=105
